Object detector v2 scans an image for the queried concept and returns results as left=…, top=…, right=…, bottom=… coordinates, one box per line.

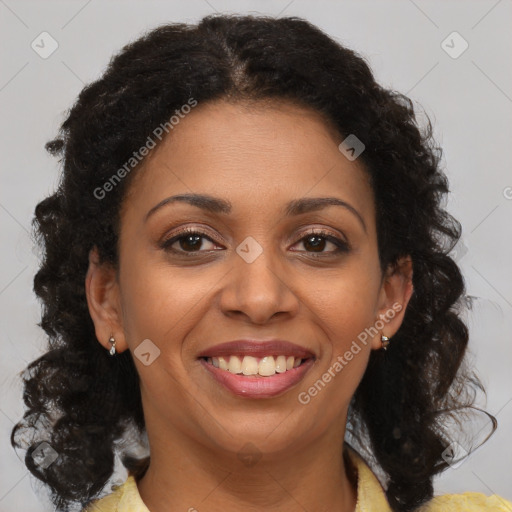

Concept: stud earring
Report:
left=108, top=334, right=116, bottom=356
left=381, top=335, right=390, bottom=351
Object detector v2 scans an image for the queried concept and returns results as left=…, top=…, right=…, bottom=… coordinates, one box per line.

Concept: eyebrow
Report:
left=144, top=193, right=367, bottom=232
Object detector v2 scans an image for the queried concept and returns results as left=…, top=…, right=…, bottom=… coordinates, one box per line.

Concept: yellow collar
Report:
left=345, top=445, right=392, bottom=511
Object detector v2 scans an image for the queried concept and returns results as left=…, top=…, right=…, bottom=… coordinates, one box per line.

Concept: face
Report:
left=87, top=99, right=412, bottom=461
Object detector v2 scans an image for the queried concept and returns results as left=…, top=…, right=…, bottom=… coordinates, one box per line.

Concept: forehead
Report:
left=121, top=99, right=374, bottom=224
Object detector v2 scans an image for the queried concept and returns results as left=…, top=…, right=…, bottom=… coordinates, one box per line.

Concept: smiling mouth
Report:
left=200, top=354, right=312, bottom=377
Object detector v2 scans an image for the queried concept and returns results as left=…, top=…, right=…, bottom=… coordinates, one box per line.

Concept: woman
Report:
left=11, top=13, right=512, bottom=512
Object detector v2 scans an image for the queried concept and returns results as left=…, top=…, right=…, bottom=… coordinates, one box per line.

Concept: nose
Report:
left=218, top=241, right=300, bottom=325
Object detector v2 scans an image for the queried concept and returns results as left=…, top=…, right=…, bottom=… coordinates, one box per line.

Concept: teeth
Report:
left=241, top=355, right=259, bottom=375
left=228, top=355, right=242, bottom=374
left=259, top=356, right=275, bottom=376
left=206, top=355, right=304, bottom=376
left=275, top=355, right=287, bottom=373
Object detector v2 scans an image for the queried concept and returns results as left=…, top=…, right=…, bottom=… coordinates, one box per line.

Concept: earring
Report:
left=108, top=334, right=116, bottom=356
left=381, top=335, right=390, bottom=351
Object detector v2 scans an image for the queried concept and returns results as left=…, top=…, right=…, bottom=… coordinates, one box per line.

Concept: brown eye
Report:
left=161, top=229, right=220, bottom=254
left=302, top=234, right=329, bottom=252
left=292, top=230, right=350, bottom=255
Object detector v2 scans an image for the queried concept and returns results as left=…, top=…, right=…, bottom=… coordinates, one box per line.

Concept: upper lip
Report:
left=197, top=339, right=315, bottom=359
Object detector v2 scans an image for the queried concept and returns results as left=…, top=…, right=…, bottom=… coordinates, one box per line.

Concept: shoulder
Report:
left=418, top=491, right=512, bottom=511
left=81, top=476, right=149, bottom=512
left=81, top=483, right=124, bottom=512
left=344, top=444, right=511, bottom=512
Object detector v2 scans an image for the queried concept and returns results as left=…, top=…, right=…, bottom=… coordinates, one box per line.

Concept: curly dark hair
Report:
left=11, top=13, right=497, bottom=512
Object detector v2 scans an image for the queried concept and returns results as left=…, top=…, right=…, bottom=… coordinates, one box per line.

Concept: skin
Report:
left=86, top=99, right=413, bottom=512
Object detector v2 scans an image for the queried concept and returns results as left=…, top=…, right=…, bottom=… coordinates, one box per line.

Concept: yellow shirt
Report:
left=84, top=446, right=512, bottom=511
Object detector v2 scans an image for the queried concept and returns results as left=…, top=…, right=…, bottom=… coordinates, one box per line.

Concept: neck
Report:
left=136, top=419, right=358, bottom=512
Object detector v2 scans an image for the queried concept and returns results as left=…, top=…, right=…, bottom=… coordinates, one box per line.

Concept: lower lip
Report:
left=199, top=358, right=315, bottom=399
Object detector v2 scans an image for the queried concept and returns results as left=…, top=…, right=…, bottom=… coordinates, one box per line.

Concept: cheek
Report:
left=314, top=264, right=381, bottom=340
left=118, top=249, right=218, bottom=348
left=318, top=290, right=377, bottom=384
left=298, top=287, right=376, bottom=426
left=304, top=259, right=381, bottom=390
left=330, top=290, right=379, bottom=344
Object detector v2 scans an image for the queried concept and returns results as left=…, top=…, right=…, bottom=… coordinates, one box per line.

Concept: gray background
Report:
left=1, top=0, right=511, bottom=510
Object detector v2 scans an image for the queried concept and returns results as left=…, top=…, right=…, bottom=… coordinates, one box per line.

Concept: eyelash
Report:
left=160, top=227, right=350, bottom=257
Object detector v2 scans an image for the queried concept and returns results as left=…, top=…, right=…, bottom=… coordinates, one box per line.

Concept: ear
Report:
left=85, top=246, right=128, bottom=353
left=371, top=256, right=414, bottom=350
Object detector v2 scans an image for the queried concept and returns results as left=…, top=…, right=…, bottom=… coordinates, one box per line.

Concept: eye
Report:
left=160, top=227, right=350, bottom=257
left=291, top=229, right=350, bottom=255
left=160, top=228, right=221, bottom=255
